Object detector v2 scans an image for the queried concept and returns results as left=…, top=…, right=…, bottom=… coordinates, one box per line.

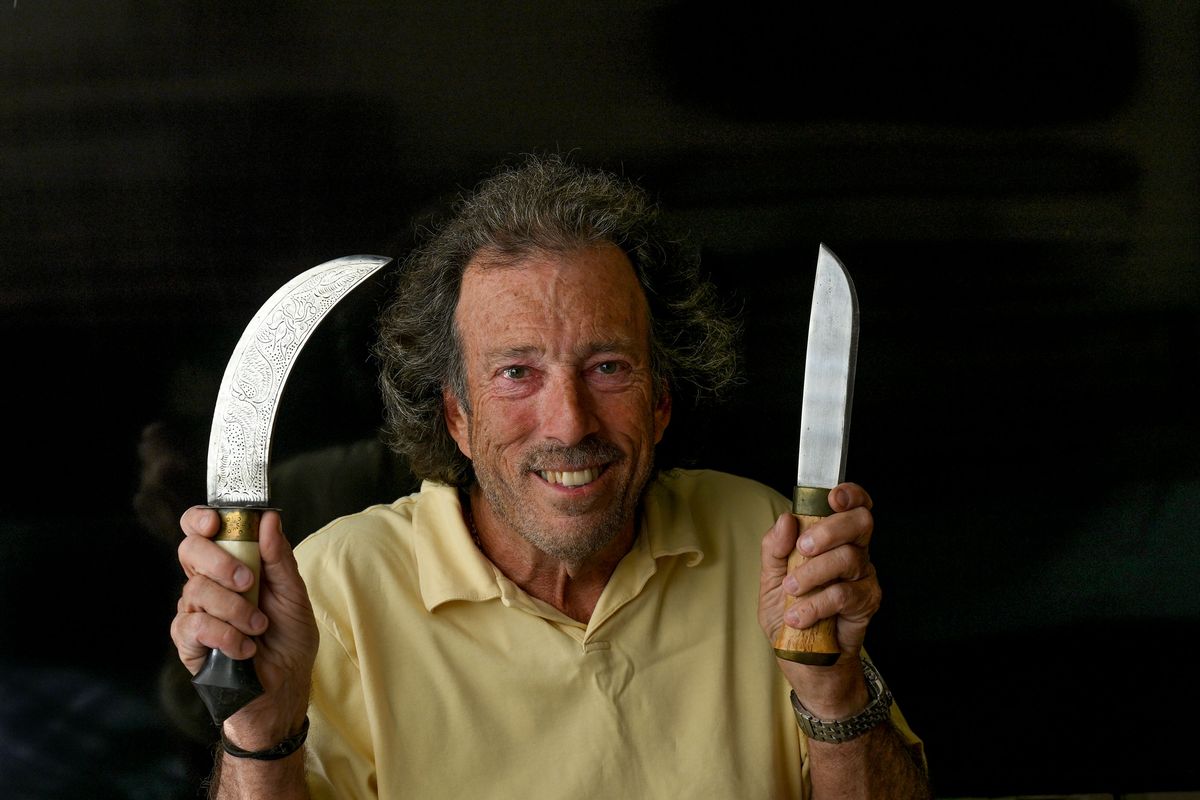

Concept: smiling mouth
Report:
left=538, top=467, right=602, bottom=487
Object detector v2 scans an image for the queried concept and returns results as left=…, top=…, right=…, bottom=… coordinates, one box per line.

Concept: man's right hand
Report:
left=171, top=507, right=318, bottom=748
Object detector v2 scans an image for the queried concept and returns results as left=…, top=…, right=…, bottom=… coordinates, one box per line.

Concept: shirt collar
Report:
left=414, top=472, right=707, bottom=614
left=413, top=481, right=502, bottom=612
left=639, top=470, right=707, bottom=567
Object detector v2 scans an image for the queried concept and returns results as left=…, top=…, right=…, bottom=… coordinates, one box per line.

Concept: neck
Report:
left=464, top=486, right=634, bottom=623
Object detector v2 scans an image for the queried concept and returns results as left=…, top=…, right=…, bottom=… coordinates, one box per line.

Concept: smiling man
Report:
left=445, top=243, right=670, bottom=618
left=172, top=154, right=931, bottom=799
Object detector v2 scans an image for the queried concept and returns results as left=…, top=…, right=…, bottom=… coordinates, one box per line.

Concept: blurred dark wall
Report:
left=3, top=1, right=1198, bottom=797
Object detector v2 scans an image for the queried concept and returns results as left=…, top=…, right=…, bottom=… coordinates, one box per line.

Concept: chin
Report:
left=522, top=515, right=624, bottom=564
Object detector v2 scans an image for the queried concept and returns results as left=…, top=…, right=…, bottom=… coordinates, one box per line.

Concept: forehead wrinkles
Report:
left=456, top=245, right=652, bottom=359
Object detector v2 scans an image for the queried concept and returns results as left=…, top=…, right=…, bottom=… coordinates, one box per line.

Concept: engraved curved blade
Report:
left=797, top=244, right=859, bottom=490
left=206, top=254, right=392, bottom=506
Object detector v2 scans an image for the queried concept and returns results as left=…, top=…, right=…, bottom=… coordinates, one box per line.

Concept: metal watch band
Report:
left=790, top=657, right=894, bottom=744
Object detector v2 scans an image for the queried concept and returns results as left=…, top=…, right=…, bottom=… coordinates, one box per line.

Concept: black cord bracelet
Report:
left=221, top=716, right=310, bottom=761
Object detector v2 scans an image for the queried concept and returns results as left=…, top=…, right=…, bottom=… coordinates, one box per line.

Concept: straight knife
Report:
left=772, top=244, right=859, bottom=666
left=191, top=254, right=392, bottom=724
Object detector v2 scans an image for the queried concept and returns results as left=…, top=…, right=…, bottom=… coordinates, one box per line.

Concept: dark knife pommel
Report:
left=192, top=651, right=265, bottom=725
left=192, top=507, right=267, bottom=724
left=772, top=490, right=840, bottom=666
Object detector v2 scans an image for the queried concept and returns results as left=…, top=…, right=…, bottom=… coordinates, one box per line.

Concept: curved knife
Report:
left=191, top=254, right=393, bottom=724
left=772, top=244, right=859, bottom=666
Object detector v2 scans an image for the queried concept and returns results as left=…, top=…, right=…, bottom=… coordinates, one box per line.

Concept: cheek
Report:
left=471, top=398, right=538, bottom=451
left=609, top=395, right=666, bottom=446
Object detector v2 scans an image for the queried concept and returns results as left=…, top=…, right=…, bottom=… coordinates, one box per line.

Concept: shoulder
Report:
left=650, top=468, right=791, bottom=519
left=293, top=489, right=425, bottom=579
left=292, top=486, right=451, bottom=638
left=643, top=469, right=791, bottom=561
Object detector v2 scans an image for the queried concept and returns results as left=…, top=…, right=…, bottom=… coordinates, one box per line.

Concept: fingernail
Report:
left=833, top=488, right=848, bottom=509
left=250, top=611, right=268, bottom=632
left=234, top=566, right=252, bottom=589
left=783, top=576, right=799, bottom=594
left=799, top=534, right=815, bottom=554
left=785, top=608, right=801, bottom=627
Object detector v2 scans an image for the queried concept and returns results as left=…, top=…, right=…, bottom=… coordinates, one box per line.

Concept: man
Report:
left=172, top=154, right=931, bottom=798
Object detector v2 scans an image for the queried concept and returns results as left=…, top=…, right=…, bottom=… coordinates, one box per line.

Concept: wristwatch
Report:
left=790, top=657, right=894, bottom=744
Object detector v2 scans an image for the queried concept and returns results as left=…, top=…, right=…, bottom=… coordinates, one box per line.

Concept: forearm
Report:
left=210, top=706, right=314, bottom=800
left=210, top=751, right=311, bottom=800
left=807, top=722, right=930, bottom=800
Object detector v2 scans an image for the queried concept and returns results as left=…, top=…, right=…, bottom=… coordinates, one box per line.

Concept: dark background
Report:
left=3, top=2, right=1198, bottom=798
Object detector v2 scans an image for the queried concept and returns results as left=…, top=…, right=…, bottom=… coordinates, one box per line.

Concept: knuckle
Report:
left=179, top=573, right=210, bottom=608
left=832, top=545, right=859, bottom=576
left=219, top=624, right=240, bottom=651
left=181, top=506, right=219, bottom=538
left=171, top=611, right=203, bottom=650
left=846, top=547, right=869, bottom=575
left=179, top=506, right=200, bottom=534
left=867, top=576, right=883, bottom=611
left=824, top=580, right=850, bottom=609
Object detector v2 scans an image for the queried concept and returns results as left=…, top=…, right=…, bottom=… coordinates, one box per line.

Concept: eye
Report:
left=501, top=366, right=530, bottom=380
left=593, top=361, right=623, bottom=375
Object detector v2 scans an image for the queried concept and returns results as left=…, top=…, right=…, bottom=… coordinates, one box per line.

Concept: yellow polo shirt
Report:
left=295, top=469, right=920, bottom=799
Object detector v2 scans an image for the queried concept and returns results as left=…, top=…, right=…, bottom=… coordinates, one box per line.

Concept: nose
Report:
left=540, top=372, right=600, bottom=445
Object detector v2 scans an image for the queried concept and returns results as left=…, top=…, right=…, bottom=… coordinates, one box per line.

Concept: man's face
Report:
left=444, top=243, right=671, bottom=565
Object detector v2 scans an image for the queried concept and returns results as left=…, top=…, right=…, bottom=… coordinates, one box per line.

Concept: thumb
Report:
left=257, top=510, right=291, bottom=566
left=759, top=512, right=798, bottom=643
left=256, top=511, right=309, bottom=607
left=761, top=512, right=798, bottom=576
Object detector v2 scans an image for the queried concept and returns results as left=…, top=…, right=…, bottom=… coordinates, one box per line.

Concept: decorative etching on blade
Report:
left=210, top=262, right=380, bottom=504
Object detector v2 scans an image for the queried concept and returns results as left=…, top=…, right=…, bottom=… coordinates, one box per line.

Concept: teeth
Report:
left=539, top=468, right=600, bottom=487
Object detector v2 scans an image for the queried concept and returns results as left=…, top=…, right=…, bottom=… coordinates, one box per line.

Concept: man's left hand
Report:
left=758, top=483, right=882, bottom=714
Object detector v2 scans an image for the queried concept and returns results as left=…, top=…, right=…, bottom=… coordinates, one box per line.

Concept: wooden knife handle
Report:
left=772, top=489, right=841, bottom=666
left=191, top=508, right=266, bottom=724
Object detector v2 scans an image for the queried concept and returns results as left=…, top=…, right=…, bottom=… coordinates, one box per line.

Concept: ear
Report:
left=443, top=388, right=472, bottom=459
left=652, top=384, right=671, bottom=444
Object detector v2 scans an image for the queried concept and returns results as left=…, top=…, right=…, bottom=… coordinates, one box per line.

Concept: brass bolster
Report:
left=793, top=486, right=834, bottom=517
left=214, top=508, right=264, bottom=543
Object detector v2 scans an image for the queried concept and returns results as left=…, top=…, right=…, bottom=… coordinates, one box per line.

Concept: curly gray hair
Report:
left=374, top=153, right=741, bottom=487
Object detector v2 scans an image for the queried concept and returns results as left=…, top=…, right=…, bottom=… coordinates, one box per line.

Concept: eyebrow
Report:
left=482, top=338, right=641, bottom=364
left=484, top=345, right=541, bottom=364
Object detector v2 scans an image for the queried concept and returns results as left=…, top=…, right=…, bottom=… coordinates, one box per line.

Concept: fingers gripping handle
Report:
left=192, top=508, right=266, bottom=724
left=772, top=488, right=840, bottom=666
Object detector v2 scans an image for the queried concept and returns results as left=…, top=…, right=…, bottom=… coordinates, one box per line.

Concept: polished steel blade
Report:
left=206, top=254, right=392, bottom=507
left=796, top=244, right=859, bottom=490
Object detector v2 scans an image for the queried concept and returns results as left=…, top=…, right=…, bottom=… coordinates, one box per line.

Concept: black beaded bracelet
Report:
left=221, top=716, right=310, bottom=761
